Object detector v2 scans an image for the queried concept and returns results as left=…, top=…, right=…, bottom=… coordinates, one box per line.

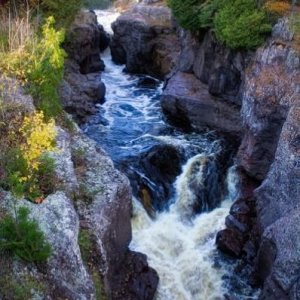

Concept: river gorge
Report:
left=81, top=10, right=257, bottom=299
left=0, top=1, right=299, bottom=299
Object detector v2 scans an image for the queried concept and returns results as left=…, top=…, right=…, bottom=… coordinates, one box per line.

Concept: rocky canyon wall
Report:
left=110, top=2, right=300, bottom=298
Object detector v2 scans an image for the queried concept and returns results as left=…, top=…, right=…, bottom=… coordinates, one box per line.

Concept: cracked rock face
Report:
left=110, top=3, right=180, bottom=79
left=217, top=18, right=300, bottom=299
left=60, top=10, right=108, bottom=122
left=0, top=191, right=95, bottom=299
left=161, top=71, right=242, bottom=138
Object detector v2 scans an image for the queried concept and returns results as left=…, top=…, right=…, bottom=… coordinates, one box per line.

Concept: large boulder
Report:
left=64, top=10, right=107, bottom=74
left=110, top=4, right=180, bottom=79
left=161, top=71, right=242, bottom=138
left=60, top=61, right=106, bottom=122
left=0, top=191, right=95, bottom=299
left=61, top=11, right=108, bottom=122
left=118, top=144, right=184, bottom=214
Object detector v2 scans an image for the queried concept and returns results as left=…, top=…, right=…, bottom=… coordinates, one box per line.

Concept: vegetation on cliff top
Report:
left=167, top=0, right=295, bottom=49
left=0, top=0, right=82, bottom=269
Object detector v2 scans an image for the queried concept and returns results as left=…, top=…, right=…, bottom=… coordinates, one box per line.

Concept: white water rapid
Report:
left=94, top=10, right=247, bottom=300
left=131, top=164, right=239, bottom=300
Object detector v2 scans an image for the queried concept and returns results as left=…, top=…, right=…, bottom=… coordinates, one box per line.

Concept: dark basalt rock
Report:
left=80, top=54, right=105, bottom=74
left=137, top=76, right=160, bottom=89
left=218, top=19, right=300, bottom=299
left=64, top=11, right=106, bottom=75
left=118, top=144, right=184, bottom=213
left=112, top=251, right=159, bottom=300
left=180, top=155, right=226, bottom=216
left=236, top=41, right=296, bottom=181
left=216, top=228, right=244, bottom=258
left=99, top=23, right=110, bottom=52
left=61, top=11, right=108, bottom=121
left=161, top=71, right=243, bottom=138
left=110, top=4, right=180, bottom=79
left=177, top=29, right=247, bottom=104
left=216, top=167, right=260, bottom=261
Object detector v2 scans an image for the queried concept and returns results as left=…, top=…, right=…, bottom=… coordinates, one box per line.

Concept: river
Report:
left=83, top=9, right=258, bottom=300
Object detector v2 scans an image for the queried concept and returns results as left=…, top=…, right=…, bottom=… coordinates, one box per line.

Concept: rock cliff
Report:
left=161, top=25, right=246, bottom=139
left=60, top=11, right=108, bottom=122
left=217, top=18, right=300, bottom=299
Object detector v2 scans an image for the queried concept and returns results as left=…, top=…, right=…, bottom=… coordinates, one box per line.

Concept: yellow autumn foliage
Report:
left=264, top=1, right=291, bottom=16
left=20, top=111, right=57, bottom=171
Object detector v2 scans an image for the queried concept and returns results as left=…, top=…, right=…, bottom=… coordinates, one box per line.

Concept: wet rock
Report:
left=175, top=153, right=230, bottom=218
left=216, top=167, right=260, bottom=262
left=60, top=62, right=106, bottom=122
left=137, top=76, right=160, bottom=89
left=119, top=144, right=184, bottom=212
left=161, top=71, right=242, bottom=138
left=110, top=4, right=180, bottom=79
left=216, top=228, right=244, bottom=258
left=99, top=23, right=110, bottom=52
left=112, top=251, right=159, bottom=300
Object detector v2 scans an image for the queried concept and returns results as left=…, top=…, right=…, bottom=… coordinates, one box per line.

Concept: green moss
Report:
left=92, top=271, right=106, bottom=300
left=78, top=229, right=93, bottom=263
left=27, top=17, right=66, bottom=120
left=0, top=274, right=45, bottom=300
left=78, top=229, right=106, bottom=300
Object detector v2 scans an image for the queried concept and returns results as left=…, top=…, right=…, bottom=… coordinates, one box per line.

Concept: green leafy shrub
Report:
left=27, top=16, right=66, bottom=119
left=0, top=150, right=57, bottom=202
left=167, top=0, right=273, bottom=49
left=214, top=0, right=272, bottom=49
left=0, top=16, right=66, bottom=119
left=0, top=110, right=58, bottom=202
left=197, top=0, right=228, bottom=28
left=0, top=207, right=51, bottom=262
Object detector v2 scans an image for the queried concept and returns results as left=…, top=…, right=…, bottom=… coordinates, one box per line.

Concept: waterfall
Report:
left=131, top=163, right=239, bottom=300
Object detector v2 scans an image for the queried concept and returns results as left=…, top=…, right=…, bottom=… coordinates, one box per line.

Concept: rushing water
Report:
left=83, top=10, right=256, bottom=300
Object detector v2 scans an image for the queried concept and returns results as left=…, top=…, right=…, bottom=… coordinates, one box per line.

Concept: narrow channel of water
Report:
left=82, top=10, right=258, bottom=300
